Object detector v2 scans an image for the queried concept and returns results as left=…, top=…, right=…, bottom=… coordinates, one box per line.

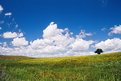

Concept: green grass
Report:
left=0, top=52, right=121, bottom=81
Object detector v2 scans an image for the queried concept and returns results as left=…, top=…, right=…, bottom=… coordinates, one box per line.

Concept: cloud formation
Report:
left=0, top=22, right=94, bottom=57
left=3, top=32, right=23, bottom=38
left=0, top=5, right=3, bottom=12
left=71, top=38, right=93, bottom=51
left=1, top=22, right=121, bottom=57
left=5, top=12, right=12, bottom=16
left=76, top=30, right=92, bottom=38
left=29, top=22, right=94, bottom=57
left=95, top=38, right=121, bottom=52
left=12, top=37, right=29, bottom=46
left=109, top=25, right=121, bottom=35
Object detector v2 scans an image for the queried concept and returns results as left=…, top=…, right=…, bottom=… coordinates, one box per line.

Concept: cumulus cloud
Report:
left=95, top=38, right=121, bottom=52
left=71, top=38, right=94, bottom=51
left=3, top=32, right=23, bottom=38
left=5, top=12, right=12, bottom=16
left=29, top=22, right=92, bottom=56
left=12, top=37, right=29, bottom=46
left=109, top=25, right=121, bottom=35
left=18, top=33, right=24, bottom=37
left=43, top=22, right=64, bottom=38
left=0, top=22, right=94, bottom=57
left=3, top=32, right=18, bottom=38
left=0, top=5, right=3, bottom=12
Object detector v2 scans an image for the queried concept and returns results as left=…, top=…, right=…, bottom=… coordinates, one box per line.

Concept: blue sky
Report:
left=0, top=0, right=121, bottom=57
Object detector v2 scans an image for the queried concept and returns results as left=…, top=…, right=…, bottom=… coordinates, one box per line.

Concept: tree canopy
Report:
left=95, top=49, right=103, bottom=54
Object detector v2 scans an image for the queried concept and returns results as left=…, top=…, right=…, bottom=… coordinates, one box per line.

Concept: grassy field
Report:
left=0, top=52, right=121, bottom=81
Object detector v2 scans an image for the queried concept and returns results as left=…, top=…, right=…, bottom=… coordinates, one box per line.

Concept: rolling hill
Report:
left=0, top=52, right=121, bottom=81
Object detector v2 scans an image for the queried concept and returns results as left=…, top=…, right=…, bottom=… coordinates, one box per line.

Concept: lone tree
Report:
left=95, top=49, right=103, bottom=54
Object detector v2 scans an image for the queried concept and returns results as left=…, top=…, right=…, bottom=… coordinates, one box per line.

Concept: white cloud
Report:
left=5, top=12, right=12, bottom=16
left=76, top=30, right=92, bottom=38
left=71, top=38, right=94, bottom=51
left=0, top=22, right=94, bottom=57
left=3, top=32, right=23, bottom=38
left=43, top=22, right=64, bottom=38
left=0, top=5, right=3, bottom=12
left=3, top=32, right=18, bottom=38
left=95, top=38, right=121, bottom=52
left=109, top=25, right=121, bottom=35
left=18, top=33, right=24, bottom=37
left=29, top=22, right=94, bottom=57
left=12, top=37, right=28, bottom=46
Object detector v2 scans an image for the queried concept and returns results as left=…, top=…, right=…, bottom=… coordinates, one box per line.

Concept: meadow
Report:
left=0, top=52, right=121, bottom=81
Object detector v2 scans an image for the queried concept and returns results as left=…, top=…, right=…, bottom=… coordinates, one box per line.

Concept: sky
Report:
left=0, top=0, right=121, bottom=57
